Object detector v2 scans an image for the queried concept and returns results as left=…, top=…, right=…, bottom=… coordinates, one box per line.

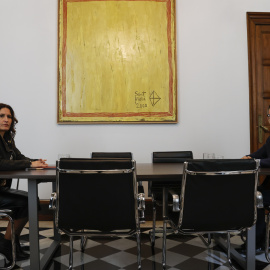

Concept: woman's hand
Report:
left=31, top=159, right=48, bottom=168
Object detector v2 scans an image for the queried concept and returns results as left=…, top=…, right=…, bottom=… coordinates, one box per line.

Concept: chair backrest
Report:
left=153, top=151, right=193, bottom=163
left=150, top=152, right=193, bottom=194
left=56, top=158, right=137, bottom=232
left=91, top=152, right=133, bottom=159
left=177, top=159, right=259, bottom=232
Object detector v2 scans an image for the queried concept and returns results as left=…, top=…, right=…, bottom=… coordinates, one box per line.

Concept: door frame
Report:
left=247, top=12, right=270, bottom=153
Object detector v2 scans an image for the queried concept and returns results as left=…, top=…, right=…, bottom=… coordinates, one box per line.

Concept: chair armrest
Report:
left=137, top=193, right=146, bottom=223
left=257, top=191, right=264, bottom=208
left=0, top=209, right=13, bottom=219
left=49, top=192, right=57, bottom=210
left=0, top=209, right=12, bottom=214
left=168, top=189, right=180, bottom=212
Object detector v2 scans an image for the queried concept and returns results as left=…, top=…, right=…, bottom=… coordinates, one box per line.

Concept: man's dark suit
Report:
left=249, top=136, right=270, bottom=167
left=248, top=136, right=270, bottom=247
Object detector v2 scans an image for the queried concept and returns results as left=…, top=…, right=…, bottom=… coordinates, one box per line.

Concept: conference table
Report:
left=0, top=163, right=268, bottom=270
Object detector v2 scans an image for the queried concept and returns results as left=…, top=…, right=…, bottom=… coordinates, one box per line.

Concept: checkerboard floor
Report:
left=0, top=221, right=269, bottom=270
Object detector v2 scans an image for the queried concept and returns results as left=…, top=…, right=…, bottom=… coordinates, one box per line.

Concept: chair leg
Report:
left=68, top=235, right=73, bottom=270
left=150, top=199, right=157, bottom=247
left=9, top=217, right=15, bottom=270
left=80, top=236, right=87, bottom=252
left=240, top=229, right=247, bottom=243
left=198, top=233, right=212, bottom=247
left=162, top=220, right=167, bottom=269
left=226, top=232, right=237, bottom=270
left=136, top=231, right=142, bottom=270
left=265, top=212, right=270, bottom=263
left=0, top=214, right=16, bottom=270
left=16, top=179, right=20, bottom=190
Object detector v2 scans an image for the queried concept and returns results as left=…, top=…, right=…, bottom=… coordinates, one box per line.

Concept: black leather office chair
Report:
left=162, top=159, right=259, bottom=269
left=0, top=210, right=16, bottom=269
left=50, top=158, right=145, bottom=270
left=91, top=152, right=144, bottom=203
left=91, top=152, right=133, bottom=159
left=149, top=151, right=193, bottom=247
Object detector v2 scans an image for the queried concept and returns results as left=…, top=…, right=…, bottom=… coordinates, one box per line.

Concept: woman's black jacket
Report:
left=0, top=134, right=32, bottom=171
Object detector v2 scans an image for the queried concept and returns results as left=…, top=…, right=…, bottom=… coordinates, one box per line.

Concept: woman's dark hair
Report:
left=0, top=103, right=18, bottom=138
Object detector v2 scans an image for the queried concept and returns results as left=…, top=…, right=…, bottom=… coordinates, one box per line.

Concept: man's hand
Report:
left=241, top=156, right=252, bottom=159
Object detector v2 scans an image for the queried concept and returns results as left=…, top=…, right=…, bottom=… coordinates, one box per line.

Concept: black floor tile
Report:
left=174, top=257, right=222, bottom=270
left=126, top=244, right=162, bottom=258
left=168, top=242, right=207, bottom=257
left=84, top=245, right=120, bottom=258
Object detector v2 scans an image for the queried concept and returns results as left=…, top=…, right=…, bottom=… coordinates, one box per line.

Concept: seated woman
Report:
left=0, top=103, right=48, bottom=262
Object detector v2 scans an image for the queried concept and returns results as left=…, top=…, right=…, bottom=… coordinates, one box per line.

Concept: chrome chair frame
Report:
left=149, top=151, right=193, bottom=247
left=162, top=159, right=260, bottom=270
left=50, top=159, right=144, bottom=270
left=0, top=210, right=16, bottom=270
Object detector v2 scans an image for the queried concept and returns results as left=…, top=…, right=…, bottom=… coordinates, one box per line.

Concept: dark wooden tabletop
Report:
left=136, top=163, right=183, bottom=181
left=0, top=163, right=183, bottom=182
left=0, top=163, right=269, bottom=182
left=0, top=168, right=56, bottom=180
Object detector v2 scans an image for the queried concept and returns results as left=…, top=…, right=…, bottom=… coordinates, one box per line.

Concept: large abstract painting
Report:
left=58, top=0, right=177, bottom=123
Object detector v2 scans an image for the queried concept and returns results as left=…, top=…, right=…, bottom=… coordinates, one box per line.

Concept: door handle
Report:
left=258, top=115, right=269, bottom=143
left=260, top=125, right=269, bottom=132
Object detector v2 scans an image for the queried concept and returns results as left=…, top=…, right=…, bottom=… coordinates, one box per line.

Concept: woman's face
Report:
left=0, top=107, right=12, bottom=137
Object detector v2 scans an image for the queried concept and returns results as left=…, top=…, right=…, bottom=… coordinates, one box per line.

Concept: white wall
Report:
left=1, top=0, right=270, bottom=199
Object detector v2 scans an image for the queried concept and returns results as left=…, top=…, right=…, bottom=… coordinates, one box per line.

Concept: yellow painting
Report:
left=58, top=0, right=177, bottom=123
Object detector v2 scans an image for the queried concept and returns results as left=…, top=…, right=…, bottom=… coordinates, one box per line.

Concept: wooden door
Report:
left=247, top=12, right=270, bottom=153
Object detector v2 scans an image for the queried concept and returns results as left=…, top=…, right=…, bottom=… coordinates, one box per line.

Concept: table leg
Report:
left=26, top=180, right=61, bottom=270
left=28, top=179, right=40, bottom=270
left=246, top=225, right=256, bottom=270
left=52, top=182, right=61, bottom=242
left=214, top=225, right=256, bottom=270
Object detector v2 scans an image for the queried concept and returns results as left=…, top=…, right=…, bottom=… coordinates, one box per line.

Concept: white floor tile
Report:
left=105, top=238, right=137, bottom=250
left=54, top=251, right=96, bottom=267
left=101, top=251, right=138, bottom=268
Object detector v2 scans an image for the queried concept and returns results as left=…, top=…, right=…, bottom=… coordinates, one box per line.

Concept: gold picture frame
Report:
left=58, top=0, right=177, bottom=123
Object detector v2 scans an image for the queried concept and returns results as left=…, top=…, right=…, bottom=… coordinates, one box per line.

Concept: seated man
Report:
left=241, top=106, right=270, bottom=252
